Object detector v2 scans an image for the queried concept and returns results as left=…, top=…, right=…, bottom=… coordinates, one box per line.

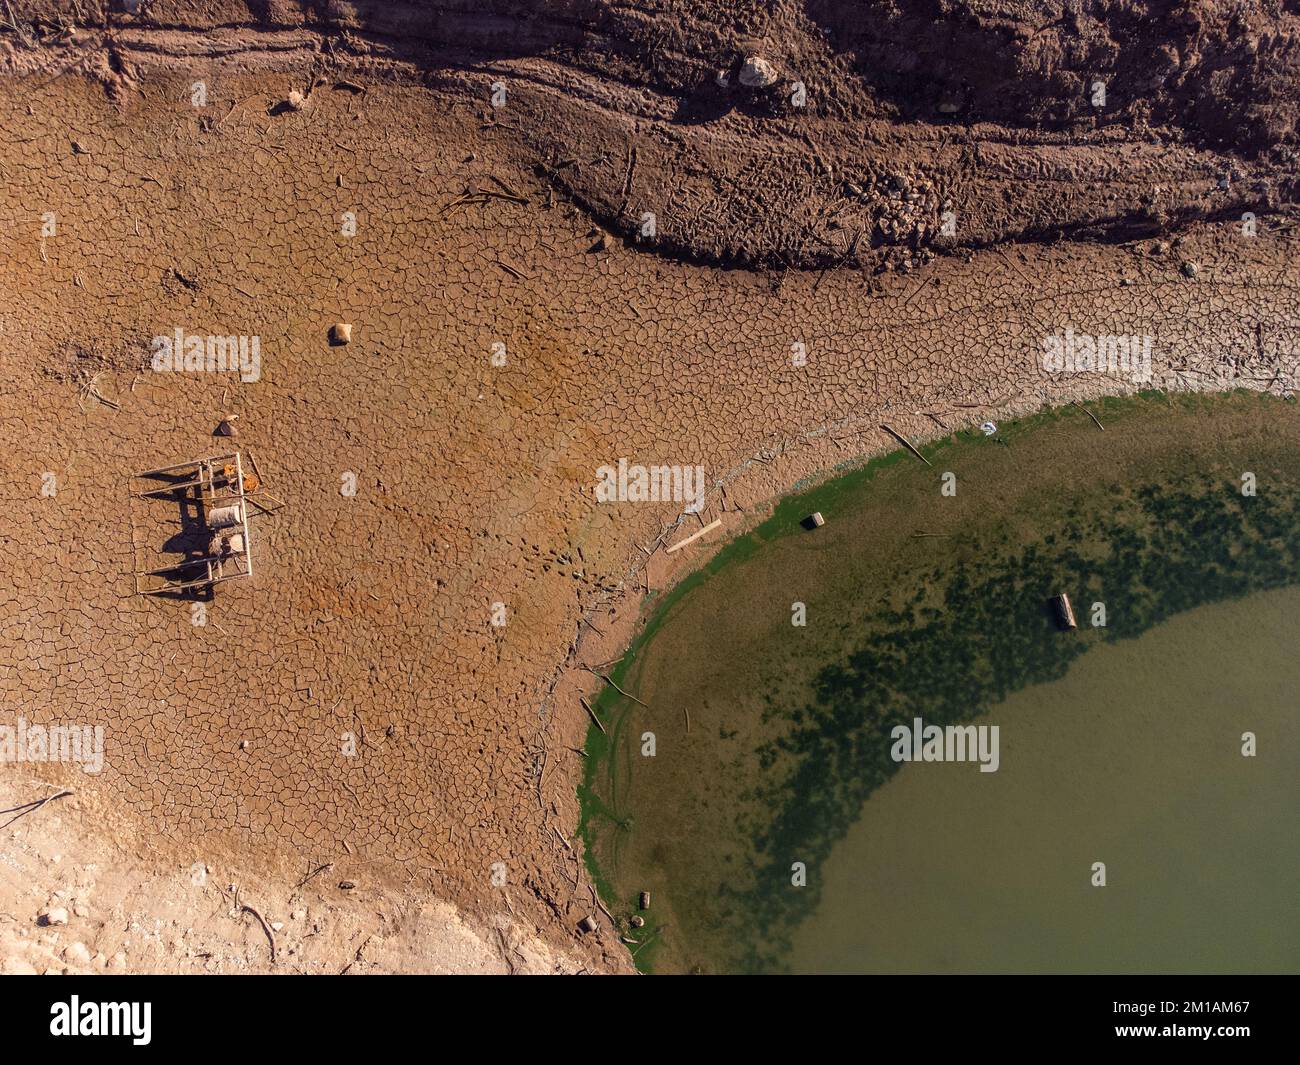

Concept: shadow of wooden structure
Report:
left=130, top=452, right=259, bottom=596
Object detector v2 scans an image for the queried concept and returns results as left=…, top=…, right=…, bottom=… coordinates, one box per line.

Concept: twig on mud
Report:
left=590, top=887, right=616, bottom=924
left=294, top=862, right=333, bottom=890
left=880, top=424, right=932, bottom=466
left=579, top=696, right=607, bottom=735
left=486, top=174, right=526, bottom=200
left=239, top=902, right=277, bottom=964
left=338, top=934, right=371, bottom=975
left=495, top=258, right=526, bottom=280
left=630, top=925, right=665, bottom=957
left=0, top=789, right=73, bottom=831
left=585, top=667, right=648, bottom=707
left=495, top=926, right=518, bottom=975
left=78, top=371, right=120, bottom=411
left=1072, top=400, right=1105, bottom=431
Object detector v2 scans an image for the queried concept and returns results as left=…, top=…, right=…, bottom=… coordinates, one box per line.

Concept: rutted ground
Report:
left=0, top=17, right=1297, bottom=972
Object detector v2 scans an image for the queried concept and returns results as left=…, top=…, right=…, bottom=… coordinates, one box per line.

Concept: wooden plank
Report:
left=666, top=517, right=723, bottom=554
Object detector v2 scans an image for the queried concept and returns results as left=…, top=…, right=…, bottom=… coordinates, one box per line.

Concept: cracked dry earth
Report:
left=1, top=7, right=1299, bottom=974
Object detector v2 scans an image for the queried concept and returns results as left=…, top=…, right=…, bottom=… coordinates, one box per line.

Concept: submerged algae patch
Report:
left=579, top=393, right=1300, bottom=973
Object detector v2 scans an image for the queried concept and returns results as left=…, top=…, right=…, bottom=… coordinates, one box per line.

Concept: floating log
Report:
left=1051, top=593, right=1078, bottom=630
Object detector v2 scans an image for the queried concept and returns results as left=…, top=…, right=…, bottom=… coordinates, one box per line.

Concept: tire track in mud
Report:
left=6, top=4, right=1295, bottom=271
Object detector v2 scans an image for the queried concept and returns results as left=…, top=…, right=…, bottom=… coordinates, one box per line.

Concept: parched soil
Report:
left=0, top=2, right=1297, bottom=972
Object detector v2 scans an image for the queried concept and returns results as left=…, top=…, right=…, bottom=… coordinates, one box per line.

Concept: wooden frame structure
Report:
left=131, top=452, right=255, bottom=595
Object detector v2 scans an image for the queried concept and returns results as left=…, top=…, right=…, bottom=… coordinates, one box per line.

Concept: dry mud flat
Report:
left=0, top=4, right=1298, bottom=973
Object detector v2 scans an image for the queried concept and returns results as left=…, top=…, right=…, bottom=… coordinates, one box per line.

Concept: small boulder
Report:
left=738, top=56, right=779, bottom=89
left=39, top=907, right=69, bottom=927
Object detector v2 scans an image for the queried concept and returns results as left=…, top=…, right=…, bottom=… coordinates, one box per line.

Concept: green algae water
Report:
left=579, top=393, right=1300, bottom=974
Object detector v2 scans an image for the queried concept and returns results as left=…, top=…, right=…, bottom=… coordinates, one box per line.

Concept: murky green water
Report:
left=788, top=586, right=1300, bottom=973
left=579, top=393, right=1300, bottom=973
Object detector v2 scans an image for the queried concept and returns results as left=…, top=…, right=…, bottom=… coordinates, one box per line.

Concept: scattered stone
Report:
left=239, top=739, right=249, bottom=751
left=215, top=418, right=237, bottom=438
left=738, top=56, right=779, bottom=90
left=290, top=908, right=307, bottom=921
left=1181, top=260, right=1199, bottom=278
left=271, top=922, right=285, bottom=933
left=63, top=942, right=92, bottom=966
left=629, top=915, right=645, bottom=928
left=330, top=322, right=352, bottom=345
left=802, top=511, right=825, bottom=530
left=638, top=891, right=650, bottom=910
left=338, top=880, right=356, bottom=891
left=286, top=90, right=306, bottom=112
left=1150, top=240, right=1169, bottom=256
left=72, top=904, right=89, bottom=918
left=39, top=907, right=69, bottom=927
left=577, top=914, right=598, bottom=934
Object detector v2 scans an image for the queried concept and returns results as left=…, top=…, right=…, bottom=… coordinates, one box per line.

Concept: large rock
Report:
left=739, top=56, right=779, bottom=89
